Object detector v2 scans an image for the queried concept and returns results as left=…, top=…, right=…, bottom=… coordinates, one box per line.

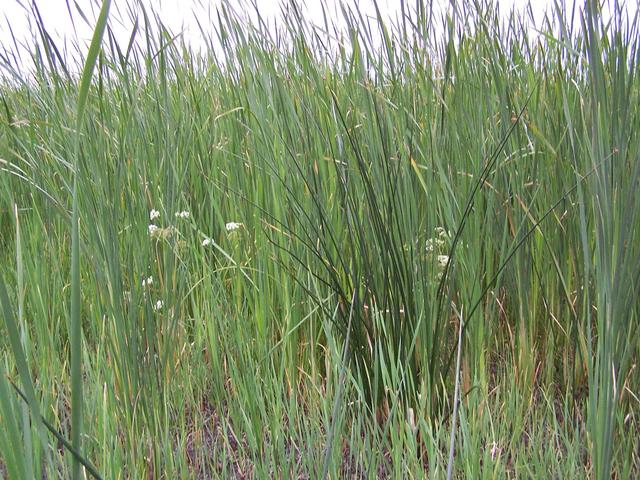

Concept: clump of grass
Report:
left=0, top=0, right=638, bottom=478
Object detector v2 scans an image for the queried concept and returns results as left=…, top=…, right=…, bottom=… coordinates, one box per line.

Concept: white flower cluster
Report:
left=426, top=227, right=453, bottom=280
left=149, top=208, right=189, bottom=238
left=225, top=222, right=243, bottom=232
left=437, top=254, right=449, bottom=269
left=148, top=209, right=161, bottom=236
left=142, top=276, right=153, bottom=287
left=153, top=300, right=163, bottom=311
left=426, top=227, right=452, bottom=253
left=201, top=221, right=242, bottom=247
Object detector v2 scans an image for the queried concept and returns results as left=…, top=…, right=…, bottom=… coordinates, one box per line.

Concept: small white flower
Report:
left=150, top=209, right=160, bottom=221
left=426, top=238, right=435, bottom=253
left=435, top=227, right=452, bottom=239
left=225, top=222, right=243, bottom=232
left=142, top=276, right=153, bottom=287
left=427, top=227, right=451, bottom=254
left=202, top=237, right=212, bottom=246
left=153, top=300, right=163, bottom=311
left=175, top=211, right=190, bottom=219
left=148, top=224, right=159, bottom=235
left=437, top=255, right=449, bottom=269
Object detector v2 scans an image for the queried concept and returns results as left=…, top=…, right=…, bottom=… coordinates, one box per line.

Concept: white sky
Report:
left=0, top=0, right=554, bottom=47
left=0, top=0, right=636, bottom=73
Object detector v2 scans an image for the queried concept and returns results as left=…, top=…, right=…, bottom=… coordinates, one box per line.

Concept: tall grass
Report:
left=69, top=1, right=111, bottom=478
left=0, top=0, right=638, bottom=477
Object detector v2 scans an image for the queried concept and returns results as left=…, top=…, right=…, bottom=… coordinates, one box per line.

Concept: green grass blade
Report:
left=0, top=275, right=49, bottom=465
left=9, top=380, right=104, bottom=480
left=70, top=1, right=111, bottom=478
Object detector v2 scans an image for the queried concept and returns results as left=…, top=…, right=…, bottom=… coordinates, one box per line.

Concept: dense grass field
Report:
left=0, top=0, right=639, bottom=477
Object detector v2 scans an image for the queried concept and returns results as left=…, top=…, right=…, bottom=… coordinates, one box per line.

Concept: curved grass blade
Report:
left=9, top=380, right=103, bottom=480
left=0, top=275, right=49, bottom=466
left=0, top=372, right=27, bottom=479
left=443, top=161, right=603, bottom=375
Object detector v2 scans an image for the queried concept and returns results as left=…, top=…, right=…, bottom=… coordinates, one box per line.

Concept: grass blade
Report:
left=70, top=1, right=111, bottom=478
